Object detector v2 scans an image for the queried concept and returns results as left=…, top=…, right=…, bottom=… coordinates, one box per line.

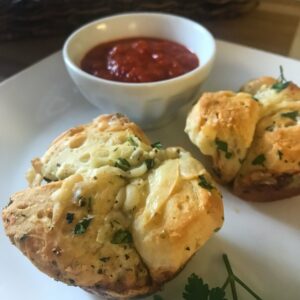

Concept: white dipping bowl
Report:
left=63, top=13, right=216, bottom=128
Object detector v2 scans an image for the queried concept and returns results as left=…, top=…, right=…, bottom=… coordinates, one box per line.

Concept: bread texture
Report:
left=2, top=114, right=224, bottom=299
left=186, top=76, right=300, bottom=202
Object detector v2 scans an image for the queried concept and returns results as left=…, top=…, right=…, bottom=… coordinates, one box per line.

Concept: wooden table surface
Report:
left=0, top=0, right=299, bottom=82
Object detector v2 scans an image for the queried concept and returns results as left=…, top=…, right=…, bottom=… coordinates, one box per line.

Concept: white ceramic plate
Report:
left=1, top=40, right=300, bottom=300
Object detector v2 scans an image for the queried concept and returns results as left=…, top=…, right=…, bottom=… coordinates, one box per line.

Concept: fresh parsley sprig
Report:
left=154, top=254, right=262, bottom=300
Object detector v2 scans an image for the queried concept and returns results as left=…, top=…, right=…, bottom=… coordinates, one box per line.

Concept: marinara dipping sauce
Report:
left=80, top=37, right=199, bottom=83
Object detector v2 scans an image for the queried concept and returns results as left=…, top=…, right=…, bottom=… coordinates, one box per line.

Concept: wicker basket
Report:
left=1, top=0, right=259, bottom=41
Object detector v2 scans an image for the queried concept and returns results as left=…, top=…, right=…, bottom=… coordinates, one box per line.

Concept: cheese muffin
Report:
left=186, top=73, right=300, bottom=202
left=2, top=114, right=224, bottom=299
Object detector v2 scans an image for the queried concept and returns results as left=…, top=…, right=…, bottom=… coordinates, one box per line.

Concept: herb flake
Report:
left=215, top=138, right=233, bottom=159
left=115, top=158, right=131, bottom=171
left=66, top=212, right=74, bottom=224
left=111, top=229, right=133, bottom=244
left=281, top=111, right=298, bottom=121
left=151, top=141, right=163, bottom=149
left=198, top=175, right=214, bottom=191
left=128, top=136, right=138, bottom=147
left=74, top=216, right=93, bottom=235
left=252, top=154, right=266, bottom=166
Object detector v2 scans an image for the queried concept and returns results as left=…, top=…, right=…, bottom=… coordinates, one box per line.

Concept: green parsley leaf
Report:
left=215, top=138, right=228, bottom=152
left=111, top=229, right=133, bottom=244
left=128, top=136, right=138, bottom=147
left=198, top=175, right=214, bottom=191
left=272, top=66, right=291, bottom=92
left=145, top=159, right=155, bottom=170
left=209, top=288, right=227, bottom=300
left=281, top=111, right=298, bottom=121
left=272, top=81, right=290, bottom=92
left=151, top=141, right=163, bottom=149
left=74, top=216, right=93, bottom=235
left=66, top=212, right=74, bottom=224
left=115, top=158, right=131, bottom=171
left=215, top=139, right=232, bottom=159
left=183, top=273, right=209, bottom=300
left=252, top=154, right=266, bottom=166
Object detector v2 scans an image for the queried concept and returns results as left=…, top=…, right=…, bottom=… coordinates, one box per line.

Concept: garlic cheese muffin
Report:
left=185, top=91, right=261, bottom=184
left=186, top=73, right=300, bottom=202
left=2, top=114, right=224, bottom=299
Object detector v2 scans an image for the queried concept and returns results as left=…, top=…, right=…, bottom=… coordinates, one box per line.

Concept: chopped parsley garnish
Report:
left=154, top=254, right=262, bottom=300
left=281, top=110, right=298, bottom=121
left=272, top=65, right=291, bottom=93
left=215, top=138, right=233, bottom=159
left=277, top=150, right=283, bottom=160
left=115, top=158, right=131, bottom=171
left=198, top=175, right=214, bottom=191
left=74, top=216, right=93, bottom=235
left=111, top=229, right=133, bottom=244
left=145, top=159, right=155, bottom=170
left=66, top=213, right=74, bottom=224
left=128, top=136, right=138, bottom=147
left=151, top=141, right=163, bottom=149
left=252, top=154, right=266, bottom=166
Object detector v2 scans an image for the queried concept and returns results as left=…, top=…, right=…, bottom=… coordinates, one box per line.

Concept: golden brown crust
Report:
left=2, top=113, right=224, bottom=299
left=240, top=76, right=277, bottom=95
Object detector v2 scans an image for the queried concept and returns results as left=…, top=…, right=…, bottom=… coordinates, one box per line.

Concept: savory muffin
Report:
left=234, top=101, right=300, bottom=201
left=185, top=91, right=261, bottom=184
left=2, top=114, right=224, bottom=299
left=185, top=73, right=300, bottom=202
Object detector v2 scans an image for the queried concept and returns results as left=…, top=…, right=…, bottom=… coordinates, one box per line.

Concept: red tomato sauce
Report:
left=80, top=37, right=199, bottom=83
